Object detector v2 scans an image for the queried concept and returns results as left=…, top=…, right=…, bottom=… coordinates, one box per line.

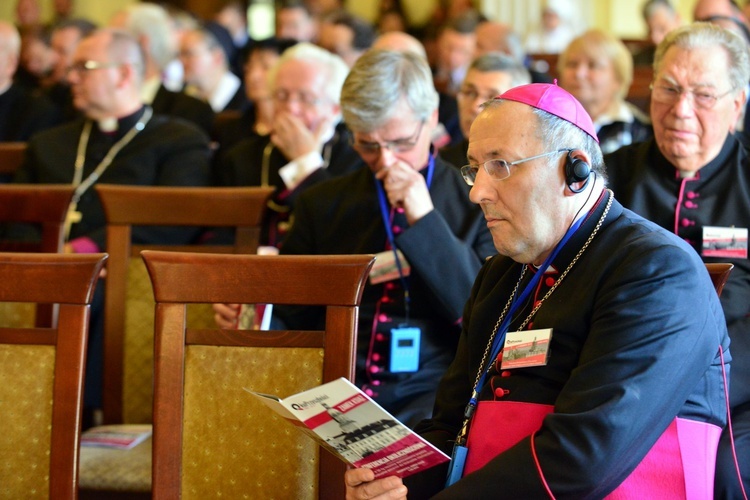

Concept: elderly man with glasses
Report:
left=346, top=79, right=731, bottom=499
left=285, top=48, right=494, bottom=427
left=216, top=48, right=495, bottom=426
left=214, top=42, right=363, bottom=248
left=606, top=22, right=750, bottom=498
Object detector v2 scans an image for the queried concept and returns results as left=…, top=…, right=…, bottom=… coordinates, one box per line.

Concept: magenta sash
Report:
left=464, top=401, right=722, bottom=499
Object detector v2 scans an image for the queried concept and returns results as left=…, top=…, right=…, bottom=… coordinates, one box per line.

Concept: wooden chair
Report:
left=0, top=184, right=75, bottom=327
left=0, top=252, right=106, bottom=500
left=706, top=262, right=734, bottom=297
left=0, top=141, right=27, bottom=180
left=142, top=250, right=374, bottom=500
left=78, top=185, right=272, bottom=497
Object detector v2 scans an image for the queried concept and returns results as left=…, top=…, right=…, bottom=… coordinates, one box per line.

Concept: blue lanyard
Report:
left=374, top=155, right=435, bottom=323
left=469, top=213, right=586, bottom=407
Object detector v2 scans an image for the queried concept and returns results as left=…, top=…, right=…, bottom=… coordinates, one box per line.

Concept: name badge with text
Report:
left=500, top=328, right=552, bottom=370
left=702, top=226, right=748, bottom=259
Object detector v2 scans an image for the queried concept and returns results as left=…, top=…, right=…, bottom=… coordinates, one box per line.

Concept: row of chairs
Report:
left=0, top=183, right=374, bottom=499
left=0, top=181, right=733, bottom=499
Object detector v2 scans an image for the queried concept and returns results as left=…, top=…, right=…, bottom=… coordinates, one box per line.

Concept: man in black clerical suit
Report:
left=13, top=28, right=211, bottom=422
left=0, top=21, right=61, bottom=145
left=214, top=49, right=494, bottom=428
left=214, top=42, right=363, bottom=247
left=111, top=2, right=215, bottom=136
left=15, top=28, right=211, bottom=251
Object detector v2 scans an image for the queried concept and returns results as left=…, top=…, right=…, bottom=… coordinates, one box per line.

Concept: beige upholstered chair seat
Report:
left=78, top=437, right=152, bottom=492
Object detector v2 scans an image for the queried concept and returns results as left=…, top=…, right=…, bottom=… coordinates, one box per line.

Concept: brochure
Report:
left=247, top=377, right=449, bottom=479
left=81, top=424, right=152, bottom=450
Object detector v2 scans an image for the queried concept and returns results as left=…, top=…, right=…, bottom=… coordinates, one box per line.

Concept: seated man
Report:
left=216, top=49, right=495, bottom=427
left=13, top=28, right=211, bottom=425
left=112, top=3, right=215, bottom=136
left=214, top=42, right=363, bottom=247
left=346, top=83, right=730, bottom=497
left=179, top=25, right=248, bottom=112
left=14, top=28, right=211, bottom=250
left=440, top=52, right=531, bottom=168
left=605, top=22, right=750, bottom=499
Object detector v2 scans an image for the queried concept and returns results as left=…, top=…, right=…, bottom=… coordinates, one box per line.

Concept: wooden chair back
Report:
left=0, top=184, right=75, bottom=327
left=0, top=141, right=27, bottom=179
left=0, top=252, right=106, bottom=500
left=96, top=184, right=273, bottom=425
left=706, top=262, right=734, bottom=297
left=143, top=250, right=374, bottom=500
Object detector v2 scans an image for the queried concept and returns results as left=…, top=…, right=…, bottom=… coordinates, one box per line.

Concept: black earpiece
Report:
left=565, top=150, right=591, bottom=193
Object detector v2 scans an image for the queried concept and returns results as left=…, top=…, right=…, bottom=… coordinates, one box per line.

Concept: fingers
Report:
left=213, top=303, right=240, bottom=329
left=345, top=470, right=407, bottom=500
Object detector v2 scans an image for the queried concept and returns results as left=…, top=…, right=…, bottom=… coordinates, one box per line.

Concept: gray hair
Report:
left=531, top=107, right=606, bottom=181
left=470, top=52, right=531, bottom=88
left=484, top=99, right=605, bottom=180
left=268, top=42, right=349, bottom=104
left=654, top=22, right=750, bottom=97
left=120, top=3, right=175, bottom=71
left=102, top=28, right=146, bottom=85
left=341, top=49, right=439, bottom=132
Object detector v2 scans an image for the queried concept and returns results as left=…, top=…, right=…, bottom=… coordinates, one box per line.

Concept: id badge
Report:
left=389, top=327, right=421, bottom=373
left=500, top=328, right=552, bottom=370
left=702, top=226, right=748, bottom=259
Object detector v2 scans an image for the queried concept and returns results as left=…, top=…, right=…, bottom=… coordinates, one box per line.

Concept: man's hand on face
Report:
left=271, top=112, right=333, bottom=161
left=375, top=159, right=434, bottom=226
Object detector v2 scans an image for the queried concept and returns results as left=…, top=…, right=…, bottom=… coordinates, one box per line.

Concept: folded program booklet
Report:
left=246, top=377, right=449, bottom=479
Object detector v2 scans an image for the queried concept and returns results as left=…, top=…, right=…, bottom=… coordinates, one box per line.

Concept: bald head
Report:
left=372, top=31, right=427, bottom=59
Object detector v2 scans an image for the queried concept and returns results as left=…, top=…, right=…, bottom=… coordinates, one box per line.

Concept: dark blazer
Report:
left=0, top=83, right=63, bottom=141
left=151, top=85, right=215, bottom=136
left=407, top=194, right=729, bottom=498
left=605, top=136, right=750, bottom=497
left=278, top=157, right=496, bottom=421
left=14, top=108, right=212, bottom=249
left=214, top=121, right=365, bottom=246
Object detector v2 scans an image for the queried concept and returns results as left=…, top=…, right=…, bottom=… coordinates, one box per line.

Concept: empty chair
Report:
left=78, top=185, right=272, bottom=497
left=143, top=250, right=374, bottom=499
left=0, top=252, right=106, bottom=500
left=0, top=184, right=75, bottom=328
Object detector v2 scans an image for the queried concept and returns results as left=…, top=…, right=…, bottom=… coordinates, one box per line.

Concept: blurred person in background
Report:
left=111, top=2, right=215, bottom=136
left=211, top=37, right=297, bottom=153
left=440, top=52, right=531, bottom=168
left=316, top=9, right=375, bottom=68
left=634, top=0, right=682, bottom=65
left=474, top=20, right=553, bottom=83
left=179, top=25, right=247, bottom=112
left=214, top=43, right=362, bottom=247
left=276, top=0, right=317, bottom=43
left=558, top=29, right=652, bottom=154
left=0, top=21, right=61, bottom=142
left=524, top=0, right=578, bottom=54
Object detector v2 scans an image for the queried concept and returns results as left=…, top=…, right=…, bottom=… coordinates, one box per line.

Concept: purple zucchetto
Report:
left=495, top=82, right=599, bottom=143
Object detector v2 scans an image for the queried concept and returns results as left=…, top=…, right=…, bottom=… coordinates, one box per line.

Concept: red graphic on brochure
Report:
left=247, top=377, right=449, bottom=479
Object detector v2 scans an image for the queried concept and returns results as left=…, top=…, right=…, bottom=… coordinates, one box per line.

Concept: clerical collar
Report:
left=96, top=107, right=147, bottom=137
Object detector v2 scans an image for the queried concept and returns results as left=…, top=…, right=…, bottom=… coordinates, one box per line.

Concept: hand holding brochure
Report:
left=246, top=377, right=449, bottom=479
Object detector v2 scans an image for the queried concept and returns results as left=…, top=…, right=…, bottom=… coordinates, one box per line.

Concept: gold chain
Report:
left=457, top=190, right=614, bottom=444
